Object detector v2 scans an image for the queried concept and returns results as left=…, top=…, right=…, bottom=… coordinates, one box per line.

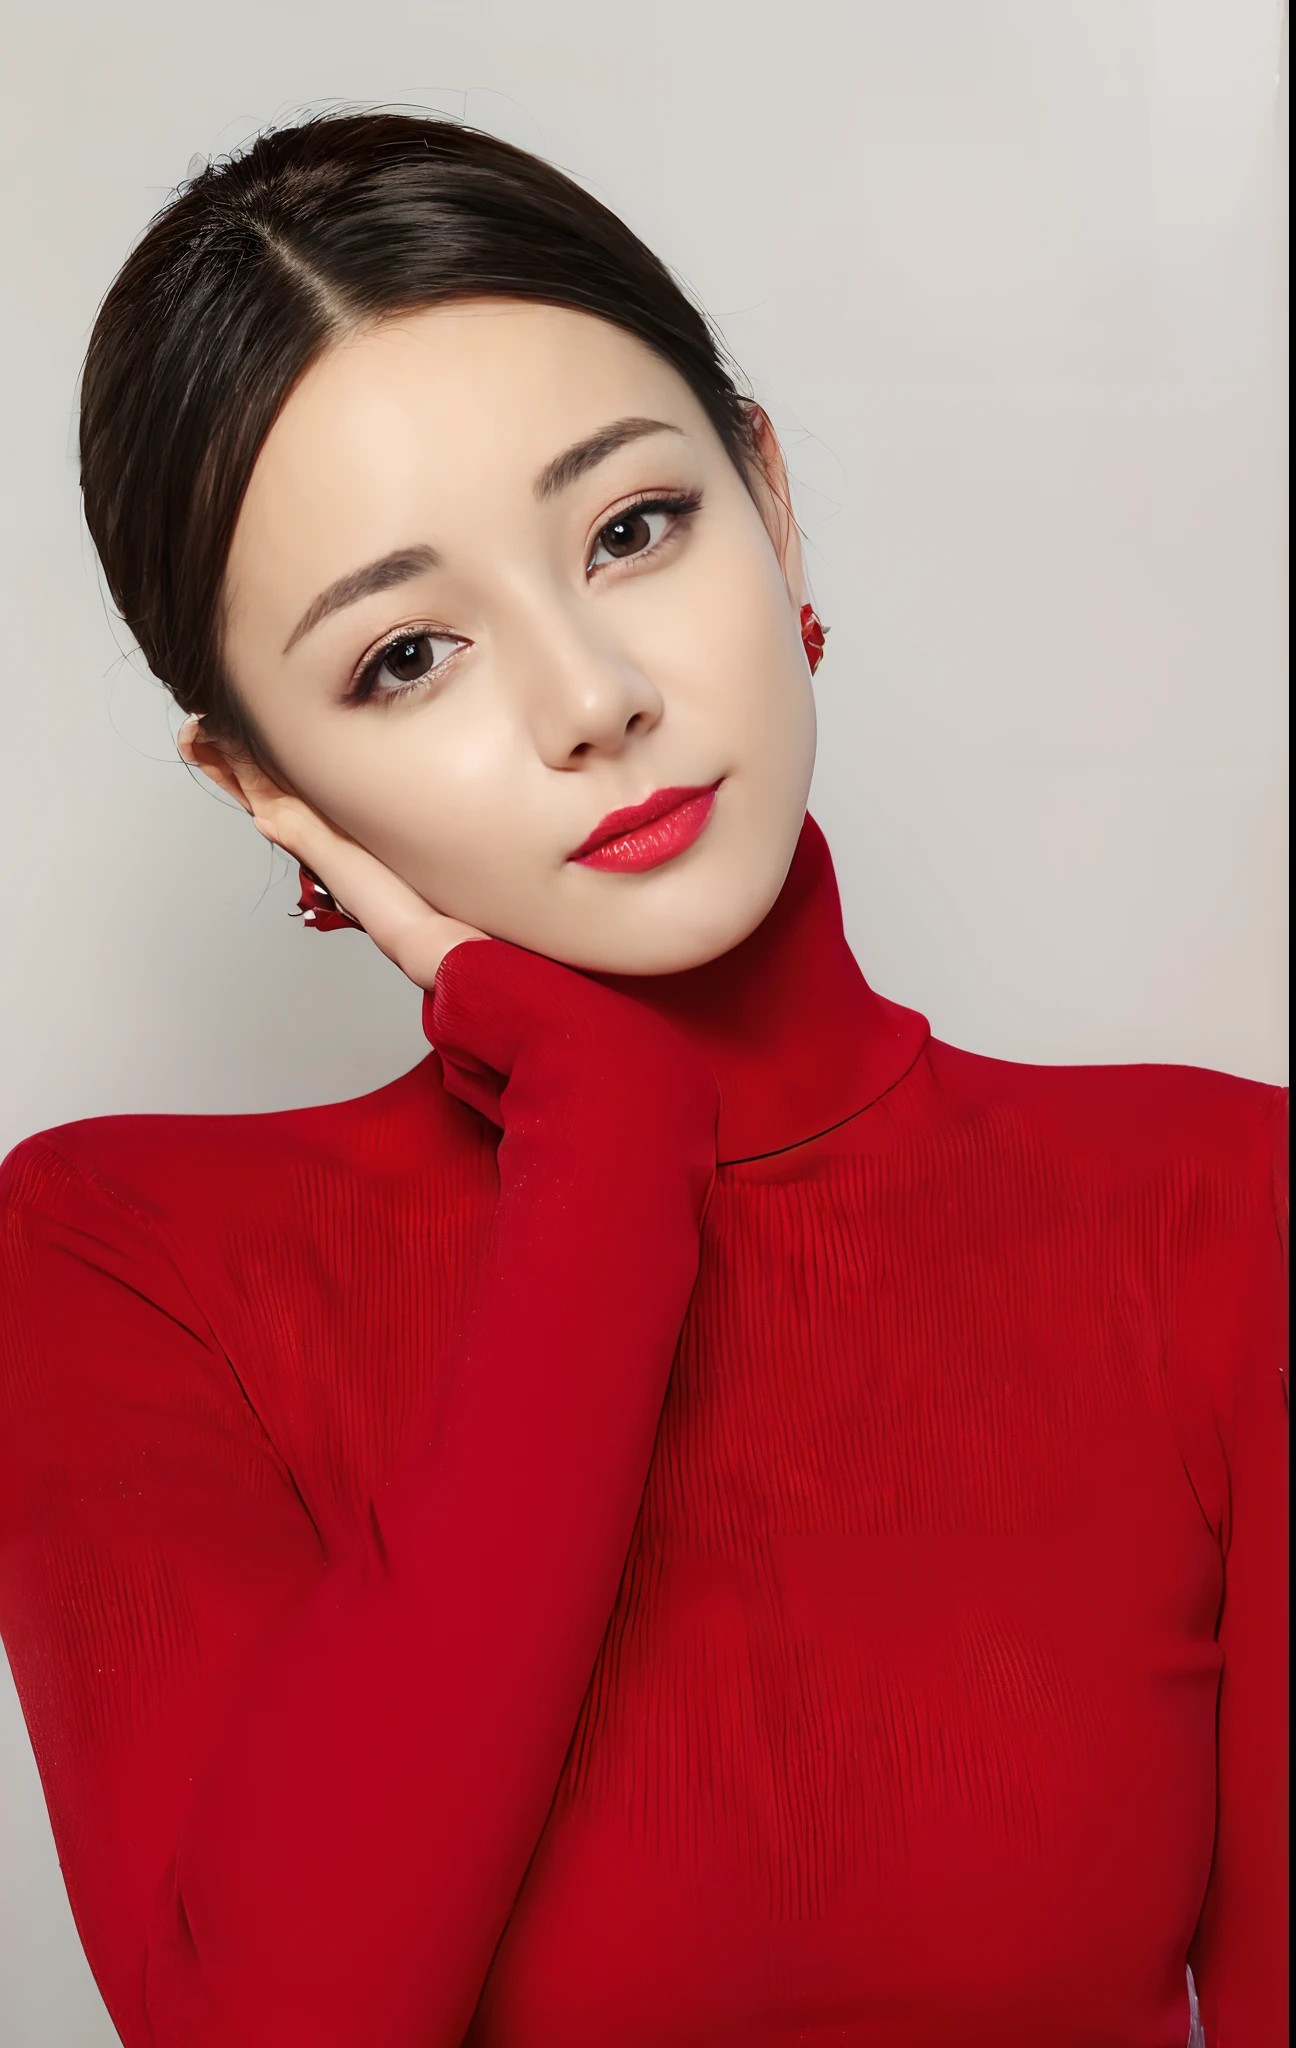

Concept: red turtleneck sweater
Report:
left=0, top=818, right=1286, bottom=2048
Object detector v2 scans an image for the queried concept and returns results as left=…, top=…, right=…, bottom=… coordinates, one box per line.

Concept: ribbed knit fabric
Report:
left=0, top=815, right=1286, bottom=2048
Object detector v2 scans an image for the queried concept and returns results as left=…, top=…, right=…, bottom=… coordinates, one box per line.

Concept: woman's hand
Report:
left=178, top=720, right=486, bottom=991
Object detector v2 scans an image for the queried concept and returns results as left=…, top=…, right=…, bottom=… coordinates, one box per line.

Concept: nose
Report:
left=520, top=609, right=664, bottom=769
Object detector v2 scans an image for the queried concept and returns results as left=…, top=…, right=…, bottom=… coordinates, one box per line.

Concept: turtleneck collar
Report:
left=597, top=813, right=930, bottom=1166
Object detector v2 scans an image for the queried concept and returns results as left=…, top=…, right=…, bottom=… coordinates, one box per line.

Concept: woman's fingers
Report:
left=175, top=725, right=484, bottom=989
left=249, top=787, right=485, bottom=991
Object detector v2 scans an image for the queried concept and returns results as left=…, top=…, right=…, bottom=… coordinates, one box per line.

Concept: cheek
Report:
left=312, top=715, right=535, bottom=902
left=261, top=716, right=454, bottom=859
left=680, top=561, right=811, bottom=757
left=670, top=515, right=801, bottom=694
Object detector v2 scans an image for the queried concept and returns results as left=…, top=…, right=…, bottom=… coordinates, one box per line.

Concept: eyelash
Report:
left=586, top=489, right=703, bottom=576
left=345, top=488, right=704, bottom=708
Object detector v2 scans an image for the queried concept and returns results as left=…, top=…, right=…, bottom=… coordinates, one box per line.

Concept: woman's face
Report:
left=220, top=300, right=817, bottom=974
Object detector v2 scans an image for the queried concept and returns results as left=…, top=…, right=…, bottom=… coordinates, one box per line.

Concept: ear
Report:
left=742, top=403, right=808, bottom=611
left=177, top=716, right=279, bottom=812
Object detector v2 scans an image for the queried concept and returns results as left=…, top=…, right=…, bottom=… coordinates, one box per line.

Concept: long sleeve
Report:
left=3, top=812, right=1287, bottom=2048
left=1188, top=1087, right=1289, bottom=2047
left=0, top=940, right=717, bottom=2048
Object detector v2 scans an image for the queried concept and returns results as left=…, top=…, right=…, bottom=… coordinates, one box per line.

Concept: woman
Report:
left=0, top=111, right=1285, bottom=2048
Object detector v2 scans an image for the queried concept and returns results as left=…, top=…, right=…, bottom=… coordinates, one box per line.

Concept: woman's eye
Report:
left=368, top=631, right=461, bottom=695
left=589, top=504, right=673, bottom=570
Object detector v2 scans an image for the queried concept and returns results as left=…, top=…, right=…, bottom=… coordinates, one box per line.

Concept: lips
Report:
left=569, top=781, right=722, bottom=873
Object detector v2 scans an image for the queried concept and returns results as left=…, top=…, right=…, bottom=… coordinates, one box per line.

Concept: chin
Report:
left=550, top=844, right=795, bottom=978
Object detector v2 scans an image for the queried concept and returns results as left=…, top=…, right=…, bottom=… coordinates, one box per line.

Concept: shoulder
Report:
left=927, top=1033, right=1286, bottom=1206
left=924, top=1041, right=1288, bottom=1432
left=0, top=1056, right=496, bottom=1495
left=1, top=1050, right=487, bottom=1247
left=0, top=1056, right=495, bottom=1406
left=923, top=1038, right=1287, bottom=1313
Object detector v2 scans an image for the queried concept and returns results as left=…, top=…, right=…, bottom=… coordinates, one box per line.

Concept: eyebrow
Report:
left=282, top=416, right=685, bottom=654
left=532, top=415, right=684, bottom=500
left=283, top=544, right=441, bottom=654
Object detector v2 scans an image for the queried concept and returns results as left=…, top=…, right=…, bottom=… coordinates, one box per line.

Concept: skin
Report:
left=182, top=299, right=818, bottom=990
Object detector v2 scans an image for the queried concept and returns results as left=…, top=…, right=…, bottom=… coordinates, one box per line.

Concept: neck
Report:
left=597, top=814, right=929, bottom=1165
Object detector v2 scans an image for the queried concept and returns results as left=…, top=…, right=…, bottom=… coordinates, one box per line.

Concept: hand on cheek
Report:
left=177, top=718, right=487, bottom=990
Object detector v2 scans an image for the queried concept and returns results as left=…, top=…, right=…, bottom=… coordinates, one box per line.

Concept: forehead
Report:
left=250, top=300, right=703, bottom=509
left=225, top=299, right=713, bottom=646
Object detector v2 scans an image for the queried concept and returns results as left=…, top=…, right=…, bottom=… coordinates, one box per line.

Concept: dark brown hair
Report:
left=79, top=110, right=758, bottom=756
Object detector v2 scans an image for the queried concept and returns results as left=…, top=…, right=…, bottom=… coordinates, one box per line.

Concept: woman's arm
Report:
left=0, top=938, right=717, bottom=2048
left=1187, top=1087, right=1289, bottom=2048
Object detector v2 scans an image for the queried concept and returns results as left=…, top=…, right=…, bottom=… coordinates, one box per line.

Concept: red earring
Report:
left=295, top=865, right=362, bottom=932
left=800, top=603, right=828, bottom=675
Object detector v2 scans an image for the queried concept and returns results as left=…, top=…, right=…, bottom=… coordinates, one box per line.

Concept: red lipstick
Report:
left=569, top=781, right=721, bottom=873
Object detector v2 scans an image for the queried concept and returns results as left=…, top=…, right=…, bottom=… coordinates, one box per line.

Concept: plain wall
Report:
left=0, top=1, right=1287, bottom=2038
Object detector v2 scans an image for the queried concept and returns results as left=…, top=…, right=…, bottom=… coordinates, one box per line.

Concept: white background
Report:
left=0, top=2, right=1287, bottom=2038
